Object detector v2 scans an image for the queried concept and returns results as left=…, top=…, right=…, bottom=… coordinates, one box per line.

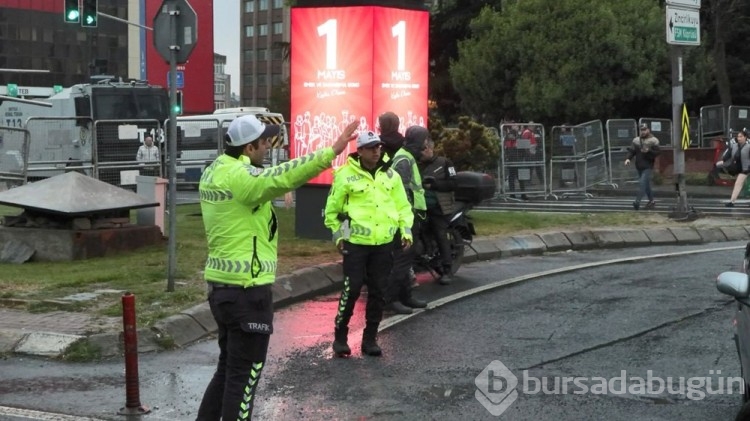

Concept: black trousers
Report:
left=196, top=284, right=274, bottom=421
left=426, top=208, right=452, bottom=269
left=334, top=240, right=395, bottom=329
left=387, top=219, right=420, bottom=303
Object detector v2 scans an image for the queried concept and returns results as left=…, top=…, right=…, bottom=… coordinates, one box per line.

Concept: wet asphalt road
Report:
left=0, top=242, right=747, bottom=421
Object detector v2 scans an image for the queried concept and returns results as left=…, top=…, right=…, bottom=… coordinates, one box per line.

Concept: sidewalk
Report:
left=590, top=182, right=733, bottom=199
left=1, top=221, right=748, bottom=359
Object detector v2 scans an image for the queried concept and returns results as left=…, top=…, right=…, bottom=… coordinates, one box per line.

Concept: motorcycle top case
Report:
left=453, top=171, right=497, bottom=204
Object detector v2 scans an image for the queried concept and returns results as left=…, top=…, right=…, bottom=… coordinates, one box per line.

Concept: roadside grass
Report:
left=0, top=203, right=735, bottom=328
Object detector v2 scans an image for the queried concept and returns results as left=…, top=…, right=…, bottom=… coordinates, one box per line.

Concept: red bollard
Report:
left=118, top=292, right=150, bottom=416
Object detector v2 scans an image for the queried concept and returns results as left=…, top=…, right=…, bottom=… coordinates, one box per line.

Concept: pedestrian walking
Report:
left=625, top=123, right=660, bottom=210
left=717, top=129, right=750, bottom=207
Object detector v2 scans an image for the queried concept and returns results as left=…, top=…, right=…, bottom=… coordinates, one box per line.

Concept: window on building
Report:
left=273, top=22, right=283, bottom=35
left=259, top=0, right=268, bottom=11
left=214, top=63, right=225, bottom=74
left=259, top=24, right=268, bottom=36
left=273, top=0, right=283, bottom=8
left=244, top=75, right=254, bottom=85
left=272, top=48, right=283, bottom=60
left=272, top=74, right=283, bottom=86
left=257, top=75, right=267, bottom=86
left=215, top=82, right=225, bottom=94
left=216, top=102, right=225, bottom=110
left=245, top=0, right=254, bottom=13
left=257, top=49, right=267, bottom=61
left=244, top=49, right=255, bottom=61
left=245, top=26, right=254, bottom=38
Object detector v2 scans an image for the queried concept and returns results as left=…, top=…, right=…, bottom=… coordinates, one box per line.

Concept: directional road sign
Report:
left=666, top=6, right=700, bottom=46
left=666, top=0, right=700, bottom=8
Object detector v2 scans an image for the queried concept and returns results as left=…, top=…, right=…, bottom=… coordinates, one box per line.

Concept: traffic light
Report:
left=81, top=0, right=98, bottom=28
left=64, top=0, right=80, bottom=23
left=6, top=84, right=18, bottom=97
left=173, top=91, right=183, bottom=115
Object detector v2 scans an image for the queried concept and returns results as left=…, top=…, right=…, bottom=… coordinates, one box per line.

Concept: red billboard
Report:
left=145, top=0, right=215, bottom=115
left=291, top=6, right=428, bottom=185
left=373, top=7, right=429, bottom=132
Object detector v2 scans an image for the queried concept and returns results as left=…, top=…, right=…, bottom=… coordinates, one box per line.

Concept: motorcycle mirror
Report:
left=716, top=271, right=750, bottom=298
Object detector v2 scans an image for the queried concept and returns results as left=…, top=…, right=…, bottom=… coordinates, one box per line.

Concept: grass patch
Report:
left=62, top=339, right=102, bottom=362
left=471, top=210, right=662, bottom=237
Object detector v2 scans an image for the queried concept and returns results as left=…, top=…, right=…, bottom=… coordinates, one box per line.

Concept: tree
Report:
left=450, top=0, right=713, bottom=126
left=430, top=116, right=500, bottom=173
left=429, top=1, right=503, bottom=123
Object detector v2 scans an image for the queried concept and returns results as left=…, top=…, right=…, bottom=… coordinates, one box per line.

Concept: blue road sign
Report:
left=167, top=71, right=185, bottom=89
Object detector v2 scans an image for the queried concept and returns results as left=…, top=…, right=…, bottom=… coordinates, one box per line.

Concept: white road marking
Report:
left=0, top=406, right=104, bottom=421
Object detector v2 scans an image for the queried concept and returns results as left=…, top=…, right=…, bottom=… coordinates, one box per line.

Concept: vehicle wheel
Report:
left=448, top=229, right=464, bottom=275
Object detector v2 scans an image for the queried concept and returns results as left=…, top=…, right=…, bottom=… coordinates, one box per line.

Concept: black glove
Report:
left=422, top=176, right=436, bottom=189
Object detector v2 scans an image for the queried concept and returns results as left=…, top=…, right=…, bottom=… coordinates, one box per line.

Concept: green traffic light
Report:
left=67, top=10, right=80, bottom=21
left=85, top=15, right=95, bottom=25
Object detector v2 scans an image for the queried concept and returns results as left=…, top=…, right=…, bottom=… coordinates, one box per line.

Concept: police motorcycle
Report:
left=414, top=171, right=496, bottom=278
left=715, top=242, right=750, bottom=420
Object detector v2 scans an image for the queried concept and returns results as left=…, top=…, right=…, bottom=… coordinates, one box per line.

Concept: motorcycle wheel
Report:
left=448, top=229, right=464, bottom=275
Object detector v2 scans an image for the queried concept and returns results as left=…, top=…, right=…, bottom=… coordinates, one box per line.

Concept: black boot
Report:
left=361, top=324, right=382, bottom=357
left=332, top=326, right=351, bottom=357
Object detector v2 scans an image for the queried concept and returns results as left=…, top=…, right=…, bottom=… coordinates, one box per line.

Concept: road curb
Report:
left=5, top=225, right=749, bottom=359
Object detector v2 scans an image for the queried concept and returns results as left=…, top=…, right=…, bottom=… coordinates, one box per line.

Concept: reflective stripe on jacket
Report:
left=200, top=148, right=335, bottom=287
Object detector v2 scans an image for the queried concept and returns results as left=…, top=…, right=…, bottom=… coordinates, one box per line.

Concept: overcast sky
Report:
left=213, top=0, right=240, bottom=95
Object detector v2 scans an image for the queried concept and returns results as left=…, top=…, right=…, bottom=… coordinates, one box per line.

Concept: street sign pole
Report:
left=153, top=0, right=197, bottom=292
left=670, top=46, right=692, bottom=219
left=167, top=6, right=180, bottom=292
left=666, top=0, right=700, bottom=220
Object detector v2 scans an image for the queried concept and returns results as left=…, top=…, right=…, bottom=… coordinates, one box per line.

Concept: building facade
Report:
left=241, top=0, right=290, bottom=108
left=0, top=1, right=130, bottom=88
left=1, top=0, right=215, bottom=115
left=214, top=53, right=231, bottom=110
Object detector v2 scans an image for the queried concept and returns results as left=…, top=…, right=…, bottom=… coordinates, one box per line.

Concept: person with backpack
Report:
left=716, top=129, right=750, bottom=207
left=624, top=123, right=660, bottom=210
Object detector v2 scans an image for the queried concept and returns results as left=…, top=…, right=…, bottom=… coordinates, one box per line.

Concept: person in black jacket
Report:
left=420, top=139, right=458, bottom=284
left=624, top=124, right=660, bottom=210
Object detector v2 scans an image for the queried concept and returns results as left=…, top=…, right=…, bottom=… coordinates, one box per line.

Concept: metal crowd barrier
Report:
left=0, top=126, right=30, bottom=190
left=95, top=119, right=162, bottom=188
left=728, top=105, right=750, bottom=135
left=168, top=117, right=224, bottom=188
left=700, top=104, right=726, bottom=148
left=498, top=123, right=547, bottom=200
left=605, top=119, right=638, bottom=188
left=548, top=120, right=609, bottom=198
left=25, top=117, right=95, bottom=180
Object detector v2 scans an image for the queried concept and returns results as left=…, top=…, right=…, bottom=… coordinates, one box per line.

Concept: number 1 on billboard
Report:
left=318, top=19, right=337, bottom=70
left=392, top=21, right=406, bottom=71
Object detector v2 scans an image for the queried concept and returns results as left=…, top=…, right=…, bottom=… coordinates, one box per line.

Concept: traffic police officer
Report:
left=386, top=125, right=430, bottom=313
left=196, top=115, right=358, bottom=420
left=324, top=130, right=413, bottom=357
